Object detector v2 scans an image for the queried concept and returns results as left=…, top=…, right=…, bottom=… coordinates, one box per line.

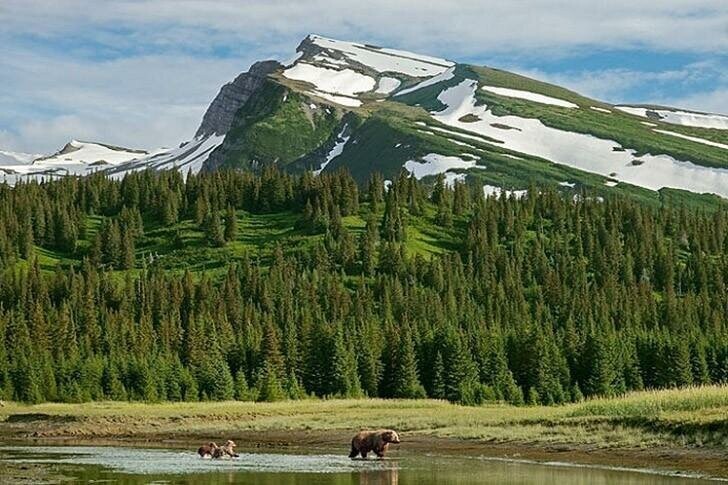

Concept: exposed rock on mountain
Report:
left=195, top=60, right=281, bottom=138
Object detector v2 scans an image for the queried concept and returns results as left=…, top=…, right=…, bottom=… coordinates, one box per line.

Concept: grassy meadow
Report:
left=3, top=386, right=728, bottom=450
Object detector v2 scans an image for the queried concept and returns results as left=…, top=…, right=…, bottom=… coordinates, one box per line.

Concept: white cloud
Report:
left=664, top=89, right=728, bottom=116
left=0, top=50, right=247, bottom=152
left=2, top=0, right=727, bottom=56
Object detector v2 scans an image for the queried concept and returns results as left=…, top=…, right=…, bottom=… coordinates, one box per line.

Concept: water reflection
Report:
left=0, top=445, right=716, bottom=484
left=361, top=467, right=399, bottom=485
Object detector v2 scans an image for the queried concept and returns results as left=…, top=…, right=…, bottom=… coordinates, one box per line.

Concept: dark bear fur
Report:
left=198, top=441, right=218, bottom=458
left=349, top=429, right=400, bottom=459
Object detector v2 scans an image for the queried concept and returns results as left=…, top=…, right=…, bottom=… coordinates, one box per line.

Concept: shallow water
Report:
left=0, top=444, right=719, bottom=484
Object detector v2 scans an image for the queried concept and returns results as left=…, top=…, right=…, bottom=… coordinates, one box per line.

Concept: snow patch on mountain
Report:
left=395, top=67, right=456, bottom=96
left=309, top=35, right=452, bottom=77
left=32, top=140, right=147, bottom=166
left=312, top=54, right=348, bottom=67
left=108, top=135, right=224, bottom=179
left=481, top=86, right=578, bottom=108
left=315, top=128, right=350, bottom=175
left=1, top=141, right=148, bottom=185
left=375, top=77, right=401, bottom=94
left=483, top=185, right=528, bottom=199
left=615, top=106, right=646, bottom=117
left=432, top=80, right=728, bottom=198
left=653, top=130, right=728, bottom=150
left=404, top=153, right=484, bottom=185
left=615, top=106, right=728, bottom=130
left=309, top=91, right=362, bottom=107
left=283, top=63, right=376, bottom=97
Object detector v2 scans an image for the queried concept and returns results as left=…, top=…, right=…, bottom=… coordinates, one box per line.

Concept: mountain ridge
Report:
left=2, top=34, right=726, bottom=206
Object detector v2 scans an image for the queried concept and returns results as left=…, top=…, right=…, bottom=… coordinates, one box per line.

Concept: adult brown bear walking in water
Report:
left=349, top=430, right=400, bottom=459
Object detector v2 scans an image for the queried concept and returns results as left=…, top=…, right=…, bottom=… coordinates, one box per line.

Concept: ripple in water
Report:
left=1, top=446, right=398, bottom=475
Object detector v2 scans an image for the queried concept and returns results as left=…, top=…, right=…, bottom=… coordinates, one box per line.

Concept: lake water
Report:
left=0, top=444, right=719, bottom=484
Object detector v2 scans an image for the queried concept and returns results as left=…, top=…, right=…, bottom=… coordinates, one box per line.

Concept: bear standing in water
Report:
left=349, top=430, right=400, bottom=459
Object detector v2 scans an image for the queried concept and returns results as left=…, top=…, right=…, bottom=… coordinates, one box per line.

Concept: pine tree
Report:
left=389, top=329, right=425, bottom=398
left=19, top=219, right=34, bottom=259
left=204, top=211, right=225, bottom=247
left=234, top=369, right=253, bottom=401
left=381, top=190, right=406, bottom=242
left=583, top=331, right=618, bottom=397
left=330, top=326, right=363, bottom=397
left=224, top=205, right=237, bottom=242
left=103, top=220, right=122, bottom=267
left=432, top=351, right=446, bottom=399
left=121, top=229, right=135, bottom=269
left=256, top=361, right=285, bottom=402
left=368, top=172, right=384, bottom=211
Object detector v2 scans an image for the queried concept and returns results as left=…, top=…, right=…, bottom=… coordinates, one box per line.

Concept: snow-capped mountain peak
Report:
left=278, top=34, right=456, bottom=108
left=2, top=34, right=727, bottom=204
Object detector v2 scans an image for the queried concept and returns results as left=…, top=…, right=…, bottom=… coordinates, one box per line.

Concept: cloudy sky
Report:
left=1, top=0, right=726, bottom=153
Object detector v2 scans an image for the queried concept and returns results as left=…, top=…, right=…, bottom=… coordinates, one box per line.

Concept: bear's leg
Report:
left=361, top=451, right=368, bottom=459
left=349, top=446, right=359, bottom=459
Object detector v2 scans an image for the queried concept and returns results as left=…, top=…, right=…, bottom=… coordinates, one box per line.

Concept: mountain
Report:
left=3, top=34, right=727, bottom=205
left=0, top=141, right=148, bottom=185
left=197, top=34, right=728, bottom=205
left=0, top=149, right=38, bottom=165
left=2, top=37, right=728, bottom=410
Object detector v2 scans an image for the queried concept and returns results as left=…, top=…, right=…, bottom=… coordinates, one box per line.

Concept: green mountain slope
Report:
left=197, top=35, right=727, bottom=209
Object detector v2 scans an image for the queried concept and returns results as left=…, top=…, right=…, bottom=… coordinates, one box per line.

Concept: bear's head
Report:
left=225, top=440, right=237, bottom=449
left=382, top=430, right=400, bottom=444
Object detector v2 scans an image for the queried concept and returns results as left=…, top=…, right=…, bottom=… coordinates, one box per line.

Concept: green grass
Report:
left=4, top=386, right=728, bottom=450
left=569, top=387, right=728, bottom=419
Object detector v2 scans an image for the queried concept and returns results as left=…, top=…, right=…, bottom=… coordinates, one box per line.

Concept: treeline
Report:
left=0, top=169, right=727, bottom=405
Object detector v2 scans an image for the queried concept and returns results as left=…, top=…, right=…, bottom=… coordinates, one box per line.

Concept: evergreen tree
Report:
left=388, top=329, right=426, bottom=399
left=431, top=351, right=446, bottom=399
left=330, top=325, right=363, bottom=397
left=224, top=205, right=237, bottom=242
left=368, top=172, right=384, bottom=211
left=204, top=211, right=226, bottom=247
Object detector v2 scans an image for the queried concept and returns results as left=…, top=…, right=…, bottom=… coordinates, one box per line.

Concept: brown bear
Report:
left=212, top=439, right=238, bottom=459
left=197, top=441, right=219, bottom=458
left=349, top=429, right=400, bottom=459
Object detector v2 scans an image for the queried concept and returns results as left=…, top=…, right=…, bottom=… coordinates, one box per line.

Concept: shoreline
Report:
left=3, top=428, right=728, bottom=481
left=3, top=392, right=728, bottom=480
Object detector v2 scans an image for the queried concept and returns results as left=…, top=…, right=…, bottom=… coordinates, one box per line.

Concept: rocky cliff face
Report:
left=194, top=60, right=281, bottom=138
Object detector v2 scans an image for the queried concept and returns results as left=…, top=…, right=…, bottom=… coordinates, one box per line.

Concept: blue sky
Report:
left=0, top=0, right=726, bottom=153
